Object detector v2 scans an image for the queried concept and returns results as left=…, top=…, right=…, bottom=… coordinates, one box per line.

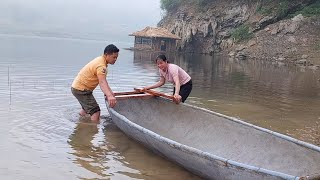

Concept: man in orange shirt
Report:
left=71, top=44, right=119, bottom=122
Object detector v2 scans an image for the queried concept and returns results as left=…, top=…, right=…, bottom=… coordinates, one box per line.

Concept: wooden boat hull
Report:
left=107, top=96, right=320, bottom=180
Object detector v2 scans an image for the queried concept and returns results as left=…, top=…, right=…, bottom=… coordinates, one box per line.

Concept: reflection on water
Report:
left=68, top=118, right=201, bottom=180
left=68, top=119, right=106, bottom=178
left=0, top=35, right=319, bottom=179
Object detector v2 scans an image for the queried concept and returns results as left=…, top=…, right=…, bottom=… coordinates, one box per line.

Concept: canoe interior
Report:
left=112, top=96, right=320, bottom=177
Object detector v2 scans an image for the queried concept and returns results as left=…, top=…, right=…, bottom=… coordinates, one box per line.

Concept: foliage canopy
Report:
left=160, top=0, right=216, bottom=12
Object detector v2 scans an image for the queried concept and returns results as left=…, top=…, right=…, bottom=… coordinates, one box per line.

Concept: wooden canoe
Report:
left=106, top=92, right=320, bottom=180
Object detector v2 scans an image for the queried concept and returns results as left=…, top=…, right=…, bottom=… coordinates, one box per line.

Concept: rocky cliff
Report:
left=159, top=0, right=320, bottom=67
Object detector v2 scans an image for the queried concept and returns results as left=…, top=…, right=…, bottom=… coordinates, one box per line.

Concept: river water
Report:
left=0, top=34, right=319, bottom=179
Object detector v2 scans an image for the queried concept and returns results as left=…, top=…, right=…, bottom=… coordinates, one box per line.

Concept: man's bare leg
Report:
left=91, top=111, right=100, bottom=122
left=79, top=109, right=87, bottom=116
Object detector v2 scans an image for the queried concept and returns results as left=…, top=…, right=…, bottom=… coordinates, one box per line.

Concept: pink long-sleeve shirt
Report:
left=159, top=63, right=191, bottom=85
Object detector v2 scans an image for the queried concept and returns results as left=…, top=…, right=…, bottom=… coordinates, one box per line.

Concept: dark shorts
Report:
left=173, top=80, right=193, bottom=103
left=71, top=87, right=100, bottom=115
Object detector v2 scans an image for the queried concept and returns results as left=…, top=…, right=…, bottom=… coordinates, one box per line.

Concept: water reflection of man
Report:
left=68, top=121, right=106, bottom=177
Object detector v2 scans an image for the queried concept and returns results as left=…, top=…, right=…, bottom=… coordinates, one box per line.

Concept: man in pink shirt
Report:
left=143, top=54, right=192, bottom=103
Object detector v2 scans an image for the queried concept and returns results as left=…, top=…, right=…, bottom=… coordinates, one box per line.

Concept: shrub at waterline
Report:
left=231, top=24, right=253, bottom=43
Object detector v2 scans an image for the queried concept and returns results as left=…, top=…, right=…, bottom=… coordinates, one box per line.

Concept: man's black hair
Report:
left=104, top=44, right=119, bottom=54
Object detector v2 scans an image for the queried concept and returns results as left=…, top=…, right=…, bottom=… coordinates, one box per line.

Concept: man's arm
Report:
left=98, top=74, right=116, bottom=107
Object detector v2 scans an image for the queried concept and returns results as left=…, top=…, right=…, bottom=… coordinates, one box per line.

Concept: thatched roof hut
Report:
left=129, top=26, right=181, bottom=40
left=129, top=26, right=181, bottom=52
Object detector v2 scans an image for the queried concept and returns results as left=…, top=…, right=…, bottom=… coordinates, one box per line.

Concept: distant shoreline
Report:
left=0, top=32, right=133, bottom=46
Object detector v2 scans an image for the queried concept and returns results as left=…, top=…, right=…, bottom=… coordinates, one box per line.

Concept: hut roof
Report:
left=129, top=26, right=181, bottom=40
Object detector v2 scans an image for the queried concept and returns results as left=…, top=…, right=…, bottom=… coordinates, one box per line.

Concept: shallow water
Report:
left=0, top=34, right=319, bottom=179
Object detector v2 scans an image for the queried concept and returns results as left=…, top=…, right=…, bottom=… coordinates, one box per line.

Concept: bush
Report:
left=197, top=0, right=215, bottom=7
left=296, top=1, right=320, bottom=17
left=231, top=24, right=253, bottom=42
left=277, top=0, right=290, bottom=17
left=160, top=0, right=181, bottom=11
left=257, top=6, right=272, bottom=16
left=315, top=42, right=320, bottom=50
left=160, top=0, right=215, bottom=12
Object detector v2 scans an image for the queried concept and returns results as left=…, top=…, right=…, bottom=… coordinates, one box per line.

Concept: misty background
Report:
left=0, top=0, right=161, bottom=43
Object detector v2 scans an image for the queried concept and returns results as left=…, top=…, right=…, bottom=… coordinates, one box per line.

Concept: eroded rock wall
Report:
left=158, top=0, right=316, bottom=56
left=159, top=0, right=254, bottom=54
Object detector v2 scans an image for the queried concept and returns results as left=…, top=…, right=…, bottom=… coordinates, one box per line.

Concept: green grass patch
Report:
left=257, top=7, right=273, bottom=16
left=196, top=0, right=214, bottom=7
left=292, top=1, right=320, bottom=17
left=231, top=25, right=253, bottom=43
left=277, top=0, right=290, bottom=17
left=315, top=42, right=320, bottom=50
left=160, top=0, right=216, bottom=12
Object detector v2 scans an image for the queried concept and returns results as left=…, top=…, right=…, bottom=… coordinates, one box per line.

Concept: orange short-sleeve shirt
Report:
left=72, top=56, right=108, bottom=91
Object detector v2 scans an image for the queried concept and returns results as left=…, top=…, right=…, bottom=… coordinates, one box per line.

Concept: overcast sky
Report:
left=0, top=0, right=162, bottom=42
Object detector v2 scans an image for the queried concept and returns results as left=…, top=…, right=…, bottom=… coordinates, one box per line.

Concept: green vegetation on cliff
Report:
left=160, top=0, right=215, bottom=11
left=256, top=0, right=320, bottom=17
left=292, top=1, right=320, bottom=17
left=161, top=0, right=320, bottom=17
left=256, top=0, right=293, bottom=17
left=231, top=24, right=253, bottom=42
left=315, top=43, right=320, bottom=50
left=160, top=0, right=180, bottom=11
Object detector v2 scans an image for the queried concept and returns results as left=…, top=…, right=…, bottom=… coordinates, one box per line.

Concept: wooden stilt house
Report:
left=129, top=26, right=181, bottom=52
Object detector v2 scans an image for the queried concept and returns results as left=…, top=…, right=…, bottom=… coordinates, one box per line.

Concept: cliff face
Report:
left=158, top=0, right=320, bottom=66
left=159, top=0, right=254, bottom=54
